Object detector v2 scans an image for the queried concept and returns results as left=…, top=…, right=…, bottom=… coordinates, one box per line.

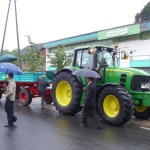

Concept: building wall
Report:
left=44, top=21, right=150, bottom=71
left=119, top=39, right=150, bottom=67
left=40, top=48, right=46, bottom=63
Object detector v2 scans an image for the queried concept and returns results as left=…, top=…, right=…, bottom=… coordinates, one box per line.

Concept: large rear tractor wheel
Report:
left=19, top=89, right=32, bottom=106
left=134, top=106, right=150, bottom=119
left=98, top=86, right=134, bottom=126
left=52, top=72, right=82, bottom=115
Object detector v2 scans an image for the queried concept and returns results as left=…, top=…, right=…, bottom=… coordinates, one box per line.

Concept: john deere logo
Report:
left=108, top=70, right=114, bottom=77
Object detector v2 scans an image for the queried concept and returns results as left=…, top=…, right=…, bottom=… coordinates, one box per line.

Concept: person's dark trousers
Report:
left=41, top=93, right=46, bottom=107
left=82, top=106, right=101, bottom=127
left=5, top=98, right=16, bottom=125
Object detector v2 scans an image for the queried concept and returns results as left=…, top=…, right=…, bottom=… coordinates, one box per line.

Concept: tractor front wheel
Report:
left=134, top=106, right=150, bottom=119
left=98, top=86, right=134, bottom=126
left=52, top=72, right=82, bottom=115
left=19, top=89, right=32, bottom=106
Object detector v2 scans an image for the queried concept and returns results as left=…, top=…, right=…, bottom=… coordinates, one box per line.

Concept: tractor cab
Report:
left=73, top=45, right=117, bottom=69
left=72, top=45, right=117, bottom=79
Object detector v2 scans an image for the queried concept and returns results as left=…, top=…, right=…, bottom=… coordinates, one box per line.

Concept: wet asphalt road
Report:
left=0, top=98, right=150, bottom=150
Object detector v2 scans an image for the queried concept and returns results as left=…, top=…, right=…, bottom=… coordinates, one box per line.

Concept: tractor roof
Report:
left=74, top=45, right=115, bottom=51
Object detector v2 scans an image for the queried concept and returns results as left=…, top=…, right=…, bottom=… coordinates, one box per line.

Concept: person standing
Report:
left=80, top=77, right=102, bottom=129
left=4, top=72, right=17, bottom=127
left=38, top=75, right=50, bottom=109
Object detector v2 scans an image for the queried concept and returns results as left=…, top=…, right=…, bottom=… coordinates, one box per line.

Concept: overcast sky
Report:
left=0, top=0, right=150, bottom=50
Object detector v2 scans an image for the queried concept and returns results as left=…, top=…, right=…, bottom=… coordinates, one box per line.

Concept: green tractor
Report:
left=52, top=45, right=150, bottom=126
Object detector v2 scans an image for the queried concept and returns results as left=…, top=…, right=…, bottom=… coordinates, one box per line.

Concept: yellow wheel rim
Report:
left=134, top=106, right=147, bottom=112
left=103, top=95, right=120, bottom=118
left=56, top=81, right=72, bottom=106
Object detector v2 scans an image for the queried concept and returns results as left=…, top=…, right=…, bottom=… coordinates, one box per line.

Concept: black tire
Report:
left=52, top=72, right=82, bottom=115
left=98, top=86, right=134, bottom=126
left=15, top=87, right=20, bottom=100
left=19, top=89, right=32, bottom=106
left=45, top=96, right=53, bottom=104
left=134, top=106, right=150, bottom=119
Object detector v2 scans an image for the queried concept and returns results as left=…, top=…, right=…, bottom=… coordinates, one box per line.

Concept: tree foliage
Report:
left=3, top=36, right=45, bottom=73
left=23, top=35, right=44, bottom=73
left=134, top=13, right=141, bottom=23
left=47, top=45, right=72, bottom=71
left=135, top=2, right=150, bottom=23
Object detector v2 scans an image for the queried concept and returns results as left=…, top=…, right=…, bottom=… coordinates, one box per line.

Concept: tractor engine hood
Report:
left=106, top=67, right=150, bottom=77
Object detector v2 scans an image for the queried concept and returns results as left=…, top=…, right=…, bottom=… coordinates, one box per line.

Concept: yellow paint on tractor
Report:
left=56, top=81, right=72, bottom=106
left=134, top=106, right=147, bottom=112
left=103, top=95, right=120, bottom=118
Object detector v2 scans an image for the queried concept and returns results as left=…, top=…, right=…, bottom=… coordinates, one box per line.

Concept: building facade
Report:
left=43, top=21, right=150, bottom=72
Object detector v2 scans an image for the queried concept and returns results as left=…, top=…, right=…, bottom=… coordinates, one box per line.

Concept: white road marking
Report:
left=140, top=127, right=150, bottom=131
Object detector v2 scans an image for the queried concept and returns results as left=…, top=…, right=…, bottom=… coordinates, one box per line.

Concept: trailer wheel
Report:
left=19, top=89, right=32, bottom=106
left=98, top=86, right=134, bottom=126
left=52, top=72, right=82, bottom=115
left=46, top=96, right=53, bottom=104
left=134, top=106, right=150, bottom=119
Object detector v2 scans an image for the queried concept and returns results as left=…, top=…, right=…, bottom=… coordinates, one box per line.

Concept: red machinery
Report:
left=0, top=81, right=53, bottom=106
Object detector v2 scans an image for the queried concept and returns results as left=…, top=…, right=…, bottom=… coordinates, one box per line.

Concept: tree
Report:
left=134, top=2, right=150, bottom=23
left=134, top=13, right=140, bottom=23
left=47, top=45, right=72, bottom=71
left=140, top=2, right=150, bottom=22
left=2, top=36, right=44, bottom=73
left=23, top=35, right=45, bottom=73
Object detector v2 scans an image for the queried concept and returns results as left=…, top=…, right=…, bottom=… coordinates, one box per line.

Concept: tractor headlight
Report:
left=141, top=84, right=150, bottom=90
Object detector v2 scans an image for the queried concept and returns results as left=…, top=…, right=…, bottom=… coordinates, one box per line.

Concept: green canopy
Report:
left=0, top=54, right=18, bottom=62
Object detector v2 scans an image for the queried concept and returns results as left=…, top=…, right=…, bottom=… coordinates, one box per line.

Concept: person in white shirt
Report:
left=4, top=72, right=17, bottom=127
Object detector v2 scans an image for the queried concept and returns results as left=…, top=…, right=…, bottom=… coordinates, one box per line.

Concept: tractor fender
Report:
left=56, top=67, right=83, bottom=84
left=98, top=83, right=117, bottom=92
left=56, top=67, right=75, bottom=75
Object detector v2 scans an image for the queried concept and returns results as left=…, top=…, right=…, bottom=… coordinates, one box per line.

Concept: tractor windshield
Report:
left=76, top=49, right=93, bottom=69
left=97, top=51, right=115, bottom=68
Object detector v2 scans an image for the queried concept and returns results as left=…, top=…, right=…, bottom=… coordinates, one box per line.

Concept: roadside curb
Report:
left=129, top=117, right=150, bottom=128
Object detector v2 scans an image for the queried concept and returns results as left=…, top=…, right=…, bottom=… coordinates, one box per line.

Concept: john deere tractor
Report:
left=52, top=45, right=150, bottom=126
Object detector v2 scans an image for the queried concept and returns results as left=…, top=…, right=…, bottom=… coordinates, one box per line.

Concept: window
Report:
left=107, top=40, right=113, bottom=45
left=101, top=40, right=107, bottom=45
left=141, top=23, right=148, bottom=29
left=49, top=48, right=56, bottom=53
left=76, top=50, right=82, bottom=66
left=113, top=37, right=119, bottom=43
left=127, top=34, right=140, bottom=41
left=75, top=50, right=93, bottom=69
left=141, top=31, right=150, bottom=40
left=120, top=36, right=126, bottom=42
left=97, top=51, right=114, bottom=68
left=82, top=50, right=93, bottom=69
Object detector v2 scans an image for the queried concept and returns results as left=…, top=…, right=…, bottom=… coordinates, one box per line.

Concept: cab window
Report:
left=75, top=49, right=93, bottom=69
